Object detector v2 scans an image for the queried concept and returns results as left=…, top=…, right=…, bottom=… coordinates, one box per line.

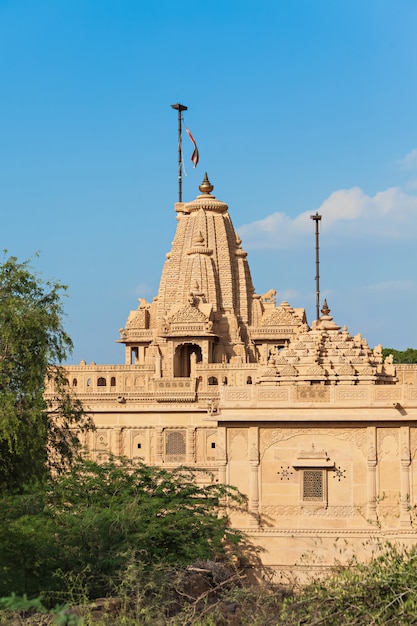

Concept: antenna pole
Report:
left=171, top=103, right=188, bottom=202
left=310, top=212, right=322, bottom=321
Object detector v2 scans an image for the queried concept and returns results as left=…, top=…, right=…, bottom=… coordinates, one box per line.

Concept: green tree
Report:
left=382, top=347, right=417, bottom=363
left=0, top=254, right=92, bottom=494
left=0, top=457, right=245, bottom=600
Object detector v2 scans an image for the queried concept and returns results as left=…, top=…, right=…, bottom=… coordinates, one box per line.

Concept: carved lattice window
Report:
left=165, top=430, right=186, bottom=462
left=97, top=377, right=107, bottom=387
left=302, top=470, right=324, bottom=501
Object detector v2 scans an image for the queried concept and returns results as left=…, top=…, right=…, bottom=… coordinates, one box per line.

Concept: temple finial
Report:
left=199, top=172, right=214, bottom=195
left=321, top=299, right=330, bottom=317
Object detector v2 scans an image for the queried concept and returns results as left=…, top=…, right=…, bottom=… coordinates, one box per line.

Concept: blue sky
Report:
left=1, top=0, right=416, bottom=364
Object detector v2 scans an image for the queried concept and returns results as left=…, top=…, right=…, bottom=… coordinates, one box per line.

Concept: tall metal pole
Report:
left=310, top=212, right=322, bottom=321
left=171, top=103, right=188, bottom=202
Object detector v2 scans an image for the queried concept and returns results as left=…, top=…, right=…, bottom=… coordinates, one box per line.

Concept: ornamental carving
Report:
left=259, top=427, right=366, bottom=456
left=228, top=428, right=248, bottom=444
left=168, top=305, right=208, bottom=324
left=258, top=388, right=289, bottom=401
left=306, top=365, right=325, bottom=376
left=374, top=388, right=400, bottom=401
left=223, top=389, right=252, bottom=401
left=262, top=306, right=303, bottom=327
left=336, top=388, right=367, bottom=400
left=337, top=364, right=356, bottom=375
left=378, top=428, right=399, bottom=458
left=408, top=387, right=417, bottom=400
left=261, top=505, right=360, bottom=519
left=296, top=386, right=330, bottom=402
left=279, top=364, right=298, bottom=376
left=275, top=356, right=289, bottom=365
left=125, top=308, right=149, bottom=330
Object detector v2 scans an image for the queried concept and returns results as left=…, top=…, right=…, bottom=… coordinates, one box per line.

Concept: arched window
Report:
left=110, top=376, right=116, bottom=387
left=87, top=378, right=91, bottom=387
left=208, top=376, right=218, bottom=386
left=72, top=378, right=78, bottom=387
left=246, top=376, right=252, bottom=385
left=97, top=377, right=107, bottom=387
left=222, top=376, right=228, bottom=385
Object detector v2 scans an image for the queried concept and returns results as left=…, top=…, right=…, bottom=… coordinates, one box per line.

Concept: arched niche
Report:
left=174, top=343, right=202, bottom=377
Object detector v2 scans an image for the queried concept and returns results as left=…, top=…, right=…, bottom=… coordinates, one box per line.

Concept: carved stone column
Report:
left=112, top=426, right=123, bottom=457
left=156, top=427, right=164, bottom=464
left=367, top=426, right=378, bottom=522
left=187, top=427, right=196, bottom=464
left=216, top=427, right=227, bottom=505
left=87, top=430, right=95, bottom=459
left=249, top=426, right=260, bottom=526
left=400, top=426, right=412, bottom=527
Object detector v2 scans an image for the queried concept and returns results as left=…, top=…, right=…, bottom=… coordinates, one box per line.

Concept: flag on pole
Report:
left=185, top=127, right=199, bottom=168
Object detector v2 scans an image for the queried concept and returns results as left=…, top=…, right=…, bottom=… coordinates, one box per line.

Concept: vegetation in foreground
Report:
left=0, top=254, right=92, bottom=494
left=0, top=456, right=245, bottom=603
left=2, top=542, right=417, bottom=624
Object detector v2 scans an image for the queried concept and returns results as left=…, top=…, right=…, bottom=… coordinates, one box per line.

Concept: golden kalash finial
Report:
left=199, top=172, right=214, bottom=194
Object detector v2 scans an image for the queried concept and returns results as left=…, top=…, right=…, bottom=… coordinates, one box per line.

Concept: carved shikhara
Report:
left=48, top=175, right=417, bottom=572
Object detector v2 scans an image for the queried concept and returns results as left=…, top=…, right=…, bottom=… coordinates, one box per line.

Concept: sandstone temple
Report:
left=52, top=174, right=417, bottom=573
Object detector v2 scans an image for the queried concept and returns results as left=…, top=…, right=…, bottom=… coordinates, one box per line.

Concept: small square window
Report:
left=137, top=443, right=142, bottom=449
left=211, top=442, right=216, bottom=449
left=302, top=469, right=324, bottom=501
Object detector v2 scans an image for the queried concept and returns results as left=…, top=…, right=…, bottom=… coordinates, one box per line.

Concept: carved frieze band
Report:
left=223, top=389, right=252, bottom=401
left=296, top=386, right=330, bottom=402
left=258, top=388, right=288, bottom=401
left=336, top=388, right=367, bottom=400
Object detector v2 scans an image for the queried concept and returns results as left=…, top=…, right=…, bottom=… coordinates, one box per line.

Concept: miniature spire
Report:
left=199, top=172, right=214, bottom=195
left=321, top=299, right=330, bottom=316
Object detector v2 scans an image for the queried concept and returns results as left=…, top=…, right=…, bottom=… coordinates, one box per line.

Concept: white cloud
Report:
left=238, top=186, right=417, bottom=250
left=367, top=279, right=415, bottom=293
left=401, top=148, right=417, bottom=170
left=405, top=178, right=417, bottom=191
left=131, top=282, right=155, bottom=297
left=276, top=288, right=300, bottom=301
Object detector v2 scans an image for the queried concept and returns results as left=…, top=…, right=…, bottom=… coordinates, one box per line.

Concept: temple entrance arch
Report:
left=174, top=343, right=202, bottom=377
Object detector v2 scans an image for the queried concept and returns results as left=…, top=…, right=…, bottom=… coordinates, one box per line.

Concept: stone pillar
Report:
left=248, top=426, right=260, bottom=526
left=138, top=345, right=145, bottom=364
left=155, top=351, right=162, bottom=378
left=86, top=429, right=95, bottom=459
left=156, top=427, right=164, bottom=464
left=187, top=427, right=196, bottom=464
left=400, top=426, right=412, bottom=527
left=112, top=427, right=123, bottom=457
left=367, top=426, right=378, bottom=522
left=217, top=427, right=227, bottom=505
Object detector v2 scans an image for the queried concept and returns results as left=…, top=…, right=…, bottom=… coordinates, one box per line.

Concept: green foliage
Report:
left=3, top=541, right=417, bottom=624
left=0, top=457, right=245, bottom=602
left=0, top=593, right=81, bottom=625
left=280, top=542, right=417, bottom=625
left=0, top=254, right=92, bottom=493
left=382, top=347, right=417, bottom=363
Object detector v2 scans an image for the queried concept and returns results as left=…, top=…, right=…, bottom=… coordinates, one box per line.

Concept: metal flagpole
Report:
left=310, top=212, right=322, bottom=321
left=171, top=103, right=188, bottom=202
